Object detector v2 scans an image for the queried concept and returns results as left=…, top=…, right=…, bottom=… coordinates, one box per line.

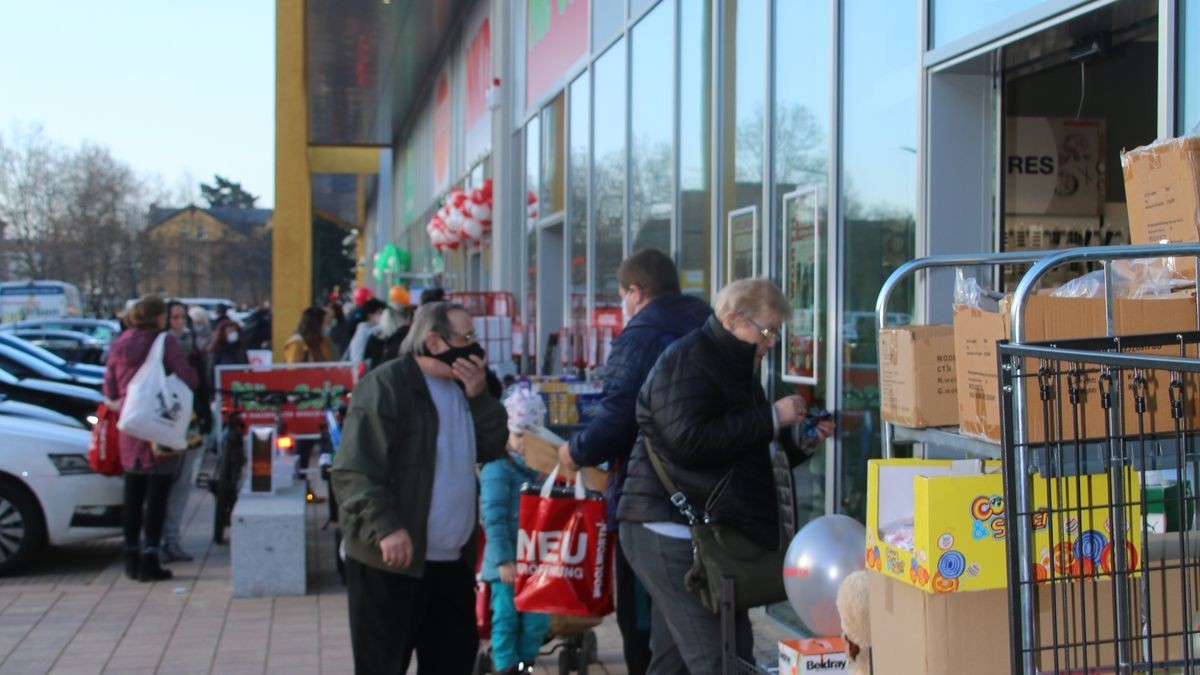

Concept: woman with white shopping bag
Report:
left=103, top=296, right=198, bottom=582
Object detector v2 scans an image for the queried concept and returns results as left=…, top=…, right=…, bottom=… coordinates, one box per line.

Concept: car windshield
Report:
left=0, top=344, right=69, bottom=380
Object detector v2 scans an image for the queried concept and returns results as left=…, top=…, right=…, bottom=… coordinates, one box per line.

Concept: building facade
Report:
left=299, top=0, right=1200, bottom=520
left=146, top=206, right=273, bottom=304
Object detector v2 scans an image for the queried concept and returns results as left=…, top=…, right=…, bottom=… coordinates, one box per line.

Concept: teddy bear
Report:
left=836, top=570, right=871, bottom=675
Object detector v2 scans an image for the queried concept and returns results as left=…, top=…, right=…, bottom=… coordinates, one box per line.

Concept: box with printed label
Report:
left=879, top=324, right=958, bottom=428
left=1121, top=136, right=1200, bottom=277
left=865, top=459, right=1141, bottom=594
left=778, top=637, right=848, bottom=674
left=952, top=292, right=1199, bottom=443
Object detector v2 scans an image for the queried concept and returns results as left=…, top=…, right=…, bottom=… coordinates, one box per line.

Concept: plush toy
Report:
left=836, top=570, right=871, bottom=675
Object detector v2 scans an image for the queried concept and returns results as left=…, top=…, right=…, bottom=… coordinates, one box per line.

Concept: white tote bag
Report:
left=117, top=333, right=194, bottom=450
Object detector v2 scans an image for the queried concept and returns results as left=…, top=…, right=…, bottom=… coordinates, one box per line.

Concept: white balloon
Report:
left=444, top=208, right=465, bottom=235
left=783, top=514, right=866, bottom=637
left=462, top=216, right=483, bottom=241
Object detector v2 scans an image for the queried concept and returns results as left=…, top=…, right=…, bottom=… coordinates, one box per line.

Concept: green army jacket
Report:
left=331, top=354, right=508, bottom=576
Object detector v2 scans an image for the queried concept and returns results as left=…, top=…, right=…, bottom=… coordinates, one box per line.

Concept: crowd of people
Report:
left=102, top=252, right=835, bottom=673
left=329, top=249, right=836, bottom=675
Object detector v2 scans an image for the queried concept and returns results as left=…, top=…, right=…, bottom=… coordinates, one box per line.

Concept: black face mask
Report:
left=432, top=342, right=486, bottom=367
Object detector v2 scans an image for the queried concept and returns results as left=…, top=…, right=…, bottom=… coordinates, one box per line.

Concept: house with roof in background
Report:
left=144, top=205, right=272, bottom=305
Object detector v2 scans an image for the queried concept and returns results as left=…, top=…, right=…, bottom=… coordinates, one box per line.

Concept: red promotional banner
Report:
left=433, top=71, right=451, bottom=191
left=214, top=363, right=356, bottom=438
left=525, top=0, right=589, bottom=109
left=465, top=14, right=493, bottom=163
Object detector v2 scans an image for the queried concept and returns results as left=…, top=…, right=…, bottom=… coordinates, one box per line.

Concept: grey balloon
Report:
left=782, top=514, right=867, bottom=637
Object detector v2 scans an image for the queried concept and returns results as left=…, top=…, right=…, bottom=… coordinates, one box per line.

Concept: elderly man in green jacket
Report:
left=332, top=301, right=508, bottom=675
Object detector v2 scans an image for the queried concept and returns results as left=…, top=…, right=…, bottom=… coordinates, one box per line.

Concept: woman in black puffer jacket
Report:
left=616, top=278, right=835, bottom=674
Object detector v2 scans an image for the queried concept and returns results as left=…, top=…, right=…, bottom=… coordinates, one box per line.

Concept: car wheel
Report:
left=0, top=480, right=46, bottom=576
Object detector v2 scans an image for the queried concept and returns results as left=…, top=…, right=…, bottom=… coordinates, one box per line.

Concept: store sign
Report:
left=526, top=0, right=588, bottom=109
left=465, top=11, right=492, bottom=164
left=1004, top=117, right=1105, bottom=216
left=214, top=363, right=356, bottom=438
left=433, top=71, right=451, bottom=192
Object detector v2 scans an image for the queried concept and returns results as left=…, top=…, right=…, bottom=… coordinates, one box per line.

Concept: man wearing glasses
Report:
left=333, top=301, right=508, bottom=674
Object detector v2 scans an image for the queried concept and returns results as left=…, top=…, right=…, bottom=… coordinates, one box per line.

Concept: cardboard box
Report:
left=1121, top=136, right=1200, bottom=276
left=868, top=570, right=1010, bottom=674
left=778, top=638, right=848, bottom=674
left=865, top=459, right=1141, bottom=594
left=952, top=293, right=1199, bottom=443
left=519, top=426, right=609, bottom=491
left=879, top=325, right=958, bottom=428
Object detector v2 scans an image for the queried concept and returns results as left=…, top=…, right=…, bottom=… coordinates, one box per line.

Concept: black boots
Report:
left=137, top=551, right=173, bottom=582
left=124, top=550, right=140, bottom=580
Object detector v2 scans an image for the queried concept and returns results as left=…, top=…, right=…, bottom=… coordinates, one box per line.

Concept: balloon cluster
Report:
left=427, top=179, right=495, bottom=251
left=372, top=243, right=411, bottom=285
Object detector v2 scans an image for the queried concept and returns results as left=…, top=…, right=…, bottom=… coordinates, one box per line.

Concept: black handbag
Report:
left=643, top=438, right=788, bottom=613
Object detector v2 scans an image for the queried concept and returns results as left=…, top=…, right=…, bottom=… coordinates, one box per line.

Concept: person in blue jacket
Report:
left=557, top=248, right=711, bottom=675
left=481, top=440, right=551, bottom=674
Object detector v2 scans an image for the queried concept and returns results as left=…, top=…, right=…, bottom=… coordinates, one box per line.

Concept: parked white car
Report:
left=0, top=413, right=123, bottom=575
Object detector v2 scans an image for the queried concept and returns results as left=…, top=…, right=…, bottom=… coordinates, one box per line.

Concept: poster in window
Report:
left=726, top=206, right=758, bottom=285
left=782, top=187, right=820, bottom=385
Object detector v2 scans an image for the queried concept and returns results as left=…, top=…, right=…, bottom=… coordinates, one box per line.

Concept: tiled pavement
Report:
left=0, top=468, right=798, bottom=675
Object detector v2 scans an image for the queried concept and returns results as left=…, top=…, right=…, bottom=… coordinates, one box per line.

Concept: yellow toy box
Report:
left=865, top=459, right=1141, bottom=593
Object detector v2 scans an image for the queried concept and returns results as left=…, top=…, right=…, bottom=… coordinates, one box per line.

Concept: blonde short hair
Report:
left=714, top=278, right=788, bottom=325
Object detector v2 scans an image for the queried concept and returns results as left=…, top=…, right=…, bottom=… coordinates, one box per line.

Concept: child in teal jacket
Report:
left=480, top=444, right=551, bottom=673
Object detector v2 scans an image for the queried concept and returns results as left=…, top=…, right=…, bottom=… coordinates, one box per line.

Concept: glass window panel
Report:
left=569, top=74, right=590, bottom=324
left=542, top=94, right=566, bottom=215
left=630, top=0, right=674, bottom=255
left=721, top=0, right=765, bottom=285
left=840, top=0, right=918, bottom=520
left=631, top=0, right=659, bottom=20
left=525, top=117, right=541, bottom=373
left=774, top=0, right=832, bottom=526
left=592, top=0, right=625, bottom=53
left=592, top=41, right=627, bottom=312
left=931, top=0, right=1045, bottom=49
left=679, top=0, right=712, bottom=299
left=1181, top=0, right=1200, bottom=135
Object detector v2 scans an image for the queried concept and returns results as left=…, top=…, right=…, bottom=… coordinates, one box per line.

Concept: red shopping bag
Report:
left=514, top=465, right=613, bottom=617
left=88, top=404, right=123, bottom=477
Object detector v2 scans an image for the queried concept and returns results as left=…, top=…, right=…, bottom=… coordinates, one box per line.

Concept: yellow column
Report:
left=273, top=0, right=312, bottom=358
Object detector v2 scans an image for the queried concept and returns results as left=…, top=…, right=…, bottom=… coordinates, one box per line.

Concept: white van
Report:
left=0, top=281, right=82, bottom=323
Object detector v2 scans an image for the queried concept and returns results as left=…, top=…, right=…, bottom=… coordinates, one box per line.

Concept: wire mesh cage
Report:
left=999, top=331, right=1200, bottom=674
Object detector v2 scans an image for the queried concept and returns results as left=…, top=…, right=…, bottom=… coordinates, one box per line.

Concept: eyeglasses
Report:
left=739, top=312, right=779, bottom=343
left=446, top=330, right=477, bottom=344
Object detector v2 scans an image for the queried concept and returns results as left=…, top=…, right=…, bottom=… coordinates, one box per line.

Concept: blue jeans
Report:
left=490, top=581, right=551, bottom=670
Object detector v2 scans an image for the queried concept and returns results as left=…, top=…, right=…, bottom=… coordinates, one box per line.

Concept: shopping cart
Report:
left=999, top=244, right=1200, bottom=673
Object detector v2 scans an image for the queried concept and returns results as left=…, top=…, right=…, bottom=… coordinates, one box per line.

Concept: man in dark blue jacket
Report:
left=558, top=249, right=710, bottom=675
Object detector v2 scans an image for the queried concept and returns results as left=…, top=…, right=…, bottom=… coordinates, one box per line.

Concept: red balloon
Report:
left=352, top=287, right=373, bottom=305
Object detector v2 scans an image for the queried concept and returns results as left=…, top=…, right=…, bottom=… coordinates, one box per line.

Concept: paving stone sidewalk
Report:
left=0, top=467, right=798, bottom=675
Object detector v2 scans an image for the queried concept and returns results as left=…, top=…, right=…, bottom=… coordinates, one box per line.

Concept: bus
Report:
left=0, top=281, right=83, bottom=323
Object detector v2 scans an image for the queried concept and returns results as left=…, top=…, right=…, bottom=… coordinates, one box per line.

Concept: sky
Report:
left=0, top=1, right=276, bottom=207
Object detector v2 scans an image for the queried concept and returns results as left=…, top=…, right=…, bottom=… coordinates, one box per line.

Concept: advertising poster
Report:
left=464, top=6, right=492, bottom=164
left=214, top=363, right=357, bottom=439
left=1004, top=117, right=1105, bottom=216
left=782, top=187, right=821, bottom=384
left=433, top=71, right=451, bottom=192
left=726, top=206, right=758, bottom=284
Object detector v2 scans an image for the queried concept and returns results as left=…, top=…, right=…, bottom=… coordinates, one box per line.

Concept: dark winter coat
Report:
left=616, top=315, right=818, bottom=549
left=567, top=293, right=712, bottom=521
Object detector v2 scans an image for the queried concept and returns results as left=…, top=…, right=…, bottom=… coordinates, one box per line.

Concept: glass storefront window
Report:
left=592, top=0, right=625, bottom=52
left=631, top=0, right=658, bottom=20
left=1181, top=0, right=1200, bottom=135
left=679, top=0, right=712, bottom=299
left=931, top=0, right=1045, bottom=49
left=721, top=0, right=766, bottom=285
left=840, top=0, right=918, bottom=520
left=592, top=40, right=627, bottom=312
left=569, top=74, right=589, bottom=324
left=775, top=0, right=832, bottom=526
left=525, top=117, right=541, bottom=373
left=542, top=94, right=566, bottom=216
left=630, top=0, right=674, bottom=256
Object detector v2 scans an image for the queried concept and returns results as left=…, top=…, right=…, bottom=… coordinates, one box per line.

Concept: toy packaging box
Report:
left=778, top=638, right=848, bottom=674
left=865, top=459, right=1141, bottom=593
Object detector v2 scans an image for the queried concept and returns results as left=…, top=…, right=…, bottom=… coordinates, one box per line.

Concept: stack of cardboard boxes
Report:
left=869, top=134, right=1200, bottom=673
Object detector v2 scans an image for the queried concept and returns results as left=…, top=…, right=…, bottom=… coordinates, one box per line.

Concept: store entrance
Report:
left=924, top=0, right=1159, bottom=321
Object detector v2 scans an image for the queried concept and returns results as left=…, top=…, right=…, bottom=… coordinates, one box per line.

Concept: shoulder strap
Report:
left=643, top=437, right=699, bottom=525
